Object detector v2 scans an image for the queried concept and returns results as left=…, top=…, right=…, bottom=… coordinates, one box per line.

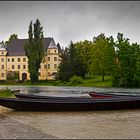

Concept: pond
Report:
left=0, top=85, right=140, bottom=97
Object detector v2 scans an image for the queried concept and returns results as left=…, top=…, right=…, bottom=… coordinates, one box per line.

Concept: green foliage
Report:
left=0, top=87, right=14, bottom=97
left=89, top=33, right=115, bottom=81
left=69, top=75, right=83, bottom=86
left=5, top=34, right=18, bottom=45
left=74, top=40, right=93, bottom=75
left=7, top=71, right=19, bottom=82
left=25, top=19, right=44, bottom=84
left=58, top=41, right=86, bottom=81
left=112, top=33, right=140, bottom=87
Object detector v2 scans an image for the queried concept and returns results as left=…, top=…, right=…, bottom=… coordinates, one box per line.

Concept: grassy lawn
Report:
left=0, top=76, right=113, bottom=87
left=81, top=76, right=112, bottom=87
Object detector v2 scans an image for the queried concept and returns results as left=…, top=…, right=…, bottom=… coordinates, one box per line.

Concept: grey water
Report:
left=0, top=85, right=140, bottom=97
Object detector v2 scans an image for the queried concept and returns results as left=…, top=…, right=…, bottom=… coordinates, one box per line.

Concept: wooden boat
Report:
left=1, top=96, right=140, bottom=111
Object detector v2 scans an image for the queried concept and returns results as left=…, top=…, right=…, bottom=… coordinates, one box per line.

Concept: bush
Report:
left=69, top=75, right=84, bottom=86
left=0, top=87, right=14, bottom=97
left=7, top=71, right=19, bottom=82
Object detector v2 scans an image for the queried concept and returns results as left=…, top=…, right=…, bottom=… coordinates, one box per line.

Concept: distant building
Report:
left=0, top=38, right=60, bottom=81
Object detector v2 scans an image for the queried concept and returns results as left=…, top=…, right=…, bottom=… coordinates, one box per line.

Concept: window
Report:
left=48, top=57, right=50, bottom=61
left=1, top=52, right=4, bottom=55
left=54, top=57, right=57, bottom=61
left=12, top=58, right=14, bottom=62
left=7, top=58, right=10, bottom=62
left=12, top=65, right=14, bottom=69
left=48, top=64, right=50, bottom=69
left=18, top=58, right=20, bottom=62
left=38, top=72, right=41, bottom=76
left=18, top=65, right=20, bottom=69
left=23, top=58, right=26, bottom=62
left=1, top=73, right=4, bottom=77
left=54, top=50, right=57, bottom=53
left=23, top=65, right=26, bottom=69
left=54, top=64, right=57, bottom=69
left=1, top=65, right=4, bottom=69
left=1, top=58, right=4, bottom=62
left=44, top=65, right=47, bottom=69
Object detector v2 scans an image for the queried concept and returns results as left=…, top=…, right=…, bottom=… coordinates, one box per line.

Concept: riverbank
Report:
left=0, top=76, right=112, bottom=87
left=1, top=106, right=140, bottom=139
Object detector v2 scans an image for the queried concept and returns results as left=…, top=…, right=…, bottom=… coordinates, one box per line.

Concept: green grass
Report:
left=0, top=76, right=113, bottom=87
left=81, top=76, right=112, bottom=87
left=0, top=88, right=15, bottom=98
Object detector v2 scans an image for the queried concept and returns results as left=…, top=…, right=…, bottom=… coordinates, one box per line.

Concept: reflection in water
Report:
left=0, top=85, right=140, bottom=97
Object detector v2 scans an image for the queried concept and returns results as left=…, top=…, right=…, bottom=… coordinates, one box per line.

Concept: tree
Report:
left=58, top=41, right=86, bottom=81
left=112, top=33, right=138, bottom=87
left=57, top=47, right=71, bottom=81
left=25, top=19, right=44, bottom=84
left=74, top=40, right=93, bottom=77
left=5, top=34, right=18, bottom=45
left=89, top=33, right=115, bottom=81
left=134, top=45, right=140, bottom=87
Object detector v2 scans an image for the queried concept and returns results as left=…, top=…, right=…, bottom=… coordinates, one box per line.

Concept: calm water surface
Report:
left=0, top=86, right=140, bottom=139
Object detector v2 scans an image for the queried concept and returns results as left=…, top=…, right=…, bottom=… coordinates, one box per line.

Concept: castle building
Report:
left=0, top=37, right=60, bottom=81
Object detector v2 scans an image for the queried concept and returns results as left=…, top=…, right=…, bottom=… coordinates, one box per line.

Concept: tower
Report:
left=0, top=42, right=7, bottom=80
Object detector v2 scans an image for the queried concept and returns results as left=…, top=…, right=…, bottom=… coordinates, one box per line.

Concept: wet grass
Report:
left=0, top=88, right=15, bottom=98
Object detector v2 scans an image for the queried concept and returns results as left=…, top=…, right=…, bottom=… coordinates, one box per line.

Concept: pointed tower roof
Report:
left=0, top=42, right=6, bottom=51
left=48, top=38, right=58, bottom=49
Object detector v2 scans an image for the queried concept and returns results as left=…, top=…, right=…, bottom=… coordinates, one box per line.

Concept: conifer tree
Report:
left=25, top=19, right=44, bottom=84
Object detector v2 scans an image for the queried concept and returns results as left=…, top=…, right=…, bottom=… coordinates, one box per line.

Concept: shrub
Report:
left=0, top=87, right=14, bottom=97
left=69, top=75, right=83, bottom=86
left=7, top=71, right=19, bottom=82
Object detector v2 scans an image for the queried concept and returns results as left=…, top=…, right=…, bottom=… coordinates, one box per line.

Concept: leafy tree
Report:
left=58, top=41, right=86, bottom=81
left=25, top=19, right=44, bottom=84
left=5, top=34, right=18, bottom=45
left=89, top=33, right=115, bottom=81
left=112, top=33, right=138, bottom=87
left=74, top=40, right=93, bottom=77
left=57, top=47, right=71, bottom=81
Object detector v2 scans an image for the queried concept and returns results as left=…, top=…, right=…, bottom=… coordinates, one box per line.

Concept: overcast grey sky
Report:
left=0, top=1, right=140, bottom=47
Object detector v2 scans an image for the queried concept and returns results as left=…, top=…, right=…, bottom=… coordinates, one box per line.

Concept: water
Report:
left=0, top=85, right=140, bottom=96
left=0, top=86, right=140, bottom=139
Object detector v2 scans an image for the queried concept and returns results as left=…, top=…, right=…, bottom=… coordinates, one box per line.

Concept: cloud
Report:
left=0, top=1, right=140, bottom=46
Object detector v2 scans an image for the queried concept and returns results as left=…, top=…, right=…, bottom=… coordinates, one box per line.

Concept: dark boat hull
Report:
left=1, top=97, right=140, bottom=111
